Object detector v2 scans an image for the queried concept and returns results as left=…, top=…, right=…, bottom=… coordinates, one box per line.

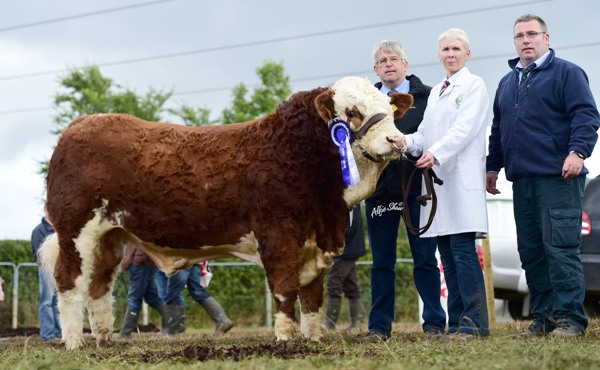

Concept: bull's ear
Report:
left=390, top=93, right=414, bottom=120
left=315, top=89, right=335, bottom=122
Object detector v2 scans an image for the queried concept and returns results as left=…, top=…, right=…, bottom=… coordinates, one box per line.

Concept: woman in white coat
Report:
left=404, top=28, right=490, bottom=339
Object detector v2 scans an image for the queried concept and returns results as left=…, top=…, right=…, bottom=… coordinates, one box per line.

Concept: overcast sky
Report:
left=1, top=0, right=599, bottom=240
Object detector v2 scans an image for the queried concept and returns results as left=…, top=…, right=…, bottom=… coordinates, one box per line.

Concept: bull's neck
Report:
left=343, top=160, right=389, bottom=207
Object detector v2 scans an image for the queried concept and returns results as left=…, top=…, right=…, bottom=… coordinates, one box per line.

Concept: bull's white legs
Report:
left=300, top=311, right=322, bottom=342
left=58, top=289, right=86, bottom=351
left=274, top=312, right=298, bottom=341
left=86, top=294, right=115, bottom=348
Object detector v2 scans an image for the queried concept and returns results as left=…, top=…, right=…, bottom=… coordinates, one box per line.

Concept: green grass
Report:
left=2, top=320, right=600, bottom=369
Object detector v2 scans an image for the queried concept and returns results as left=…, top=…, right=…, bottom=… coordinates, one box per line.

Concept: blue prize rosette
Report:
left=330, top=119, right=360, bottom=186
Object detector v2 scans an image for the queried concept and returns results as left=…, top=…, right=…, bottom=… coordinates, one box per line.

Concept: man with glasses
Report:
left=487, top=14, right=600, bottom=338
left=363, top=40, right=446, bottom=341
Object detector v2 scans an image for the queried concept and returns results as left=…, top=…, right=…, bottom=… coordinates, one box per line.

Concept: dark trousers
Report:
left=327, top=258, right=361, bottom=299
left=365, top=193, right=446, bottom=335
left=437, top=232, right=489, bottom=336
left=513, top=175, right=588, bottom=330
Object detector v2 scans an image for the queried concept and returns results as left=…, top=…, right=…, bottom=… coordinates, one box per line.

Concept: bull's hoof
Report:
left=306, top=334, right=322, bottom=343
left=276, top=335, right=303, bottom=345
left=64, top=335, right=86, bottom=351
left=96, top=337, right=112, bottom=348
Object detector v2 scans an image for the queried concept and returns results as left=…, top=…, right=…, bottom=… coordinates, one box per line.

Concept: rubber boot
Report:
left=178, top=309, right=186, bottom=334
left=322, top=297, right=342, bottom=330
left=163, top=304, right=184, bottom=336
left=154, top=301, right=169, bottom=335
left=347, top=298, right=365, bottom=330
left=200, top=297, right=233, bottom=335
left=117, top=307, right=139, bottom=338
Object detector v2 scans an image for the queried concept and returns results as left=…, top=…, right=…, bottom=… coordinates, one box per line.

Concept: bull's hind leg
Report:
left=51, top=234, right=87, bottom=350
left=299, top=269, right=325, bottom=342
left=86, top=229, right=125, bottom=348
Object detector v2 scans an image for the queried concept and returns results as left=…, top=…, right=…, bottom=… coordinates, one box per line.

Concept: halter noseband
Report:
left=351, top=112, right=387, bottom=163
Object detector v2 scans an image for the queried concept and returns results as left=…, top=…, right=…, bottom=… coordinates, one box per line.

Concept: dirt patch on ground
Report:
left=142, top=341, right=344, bottom=362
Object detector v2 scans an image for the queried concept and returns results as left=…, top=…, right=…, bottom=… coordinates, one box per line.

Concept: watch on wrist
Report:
left=574, top=151, right=585, bottom=159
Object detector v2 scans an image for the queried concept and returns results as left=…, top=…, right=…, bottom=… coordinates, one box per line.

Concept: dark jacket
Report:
left=31, top=217, right=55, bottom=263
left=370, top=74, right=432, bottom=199
left=487, top=49, right=600, bottom=181
left=335, top=205, right=366, bottom=260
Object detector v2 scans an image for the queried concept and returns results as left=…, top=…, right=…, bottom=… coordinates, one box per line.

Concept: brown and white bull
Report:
left=40, top=76, right=413, bottom=350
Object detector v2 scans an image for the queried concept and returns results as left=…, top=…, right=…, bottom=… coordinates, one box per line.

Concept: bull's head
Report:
left=315, top=76, right=414, bottom=207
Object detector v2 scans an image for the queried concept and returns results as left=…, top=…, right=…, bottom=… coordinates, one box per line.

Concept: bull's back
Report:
left=47, top=114, right=254, bottom=247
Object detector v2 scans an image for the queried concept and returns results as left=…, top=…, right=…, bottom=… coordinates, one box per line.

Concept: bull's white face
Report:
left=329, top=76, right=411, bottom=206
left=331, top=76, right=402, bottom=158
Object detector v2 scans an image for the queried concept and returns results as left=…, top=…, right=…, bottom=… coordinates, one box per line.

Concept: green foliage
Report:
left=168, top=105, right=212, bottom=126
left=52, top=65, right=172, bottom=133
left=39, top=65, right=173, bottom=176
left=221, top=60, right=291, bottom=124
left=0, top=240, right=34, bottom=263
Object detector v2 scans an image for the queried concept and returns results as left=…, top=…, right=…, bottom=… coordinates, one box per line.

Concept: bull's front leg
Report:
left=298, top=269, right=325, bottom=342
left=259, top=240, right=301, bottom=341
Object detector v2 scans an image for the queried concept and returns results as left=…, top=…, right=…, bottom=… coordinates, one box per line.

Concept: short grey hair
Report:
left=514, top=14, right=548, bottom=33
left=372, top=40, right=408, bottom=65
left=438, top=28, right=470, bottom=50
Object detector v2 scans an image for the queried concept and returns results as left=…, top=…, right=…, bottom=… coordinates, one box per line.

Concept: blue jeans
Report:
left=157, top=265, right=211, bottom=305
left=156, top=270, right=185, bottom=306
left=513, top=175, right=588, bottom=330
left=366, top=194, right=446, bottom=335
left=437, top=232, right=489, bottom=336
left=38, top=268, right=61, bottom=340
left=127, top=265, right=163, bottom=312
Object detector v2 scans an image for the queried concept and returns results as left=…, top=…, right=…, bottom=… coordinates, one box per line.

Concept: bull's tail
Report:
left=38, top=233, right=60, bottom=281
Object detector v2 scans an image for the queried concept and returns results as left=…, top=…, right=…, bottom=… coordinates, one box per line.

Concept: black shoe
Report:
left=424, top=327, right=445, bottom=339
left=362, top=330, right=390, bottom=342
left=513, top=321, right=553, bottom=339
left=548, top=321, right=585, bottom=338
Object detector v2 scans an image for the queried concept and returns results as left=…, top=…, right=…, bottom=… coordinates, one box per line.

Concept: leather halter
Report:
left=351, top=113, right=388, bottom=163
left=400, top=155, right=444, bottom=235
left=352, top=113, right=387, bottom=142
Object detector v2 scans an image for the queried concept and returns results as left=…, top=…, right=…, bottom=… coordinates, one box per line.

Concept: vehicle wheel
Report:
left=583, top=295, right=600, bottom=318
left=508, top=299, right=532, bottom=320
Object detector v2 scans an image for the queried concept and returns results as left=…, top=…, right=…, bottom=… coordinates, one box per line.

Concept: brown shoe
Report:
left=548, top=321, right=584, bottom=338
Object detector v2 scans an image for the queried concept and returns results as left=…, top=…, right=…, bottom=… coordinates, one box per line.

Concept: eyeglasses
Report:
left=377, top=57, right=404, bottom=66
left=513, top=31, right=546, bottom=41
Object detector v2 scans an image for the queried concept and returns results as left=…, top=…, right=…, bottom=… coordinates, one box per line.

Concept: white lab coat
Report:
left=406, top=67, right=489, bottom=237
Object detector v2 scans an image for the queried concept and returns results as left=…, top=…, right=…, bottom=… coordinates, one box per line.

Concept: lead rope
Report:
left=400, top=156, right=443, bottom=236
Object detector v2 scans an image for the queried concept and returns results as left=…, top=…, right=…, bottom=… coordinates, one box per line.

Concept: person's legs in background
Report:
left=186, top=264, right=233, bottom=335
left=341, top=260, right=365, bottom=330
left=162, top=268, right=189, bottom=335
left=38, top=268, right=61, bottom=340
